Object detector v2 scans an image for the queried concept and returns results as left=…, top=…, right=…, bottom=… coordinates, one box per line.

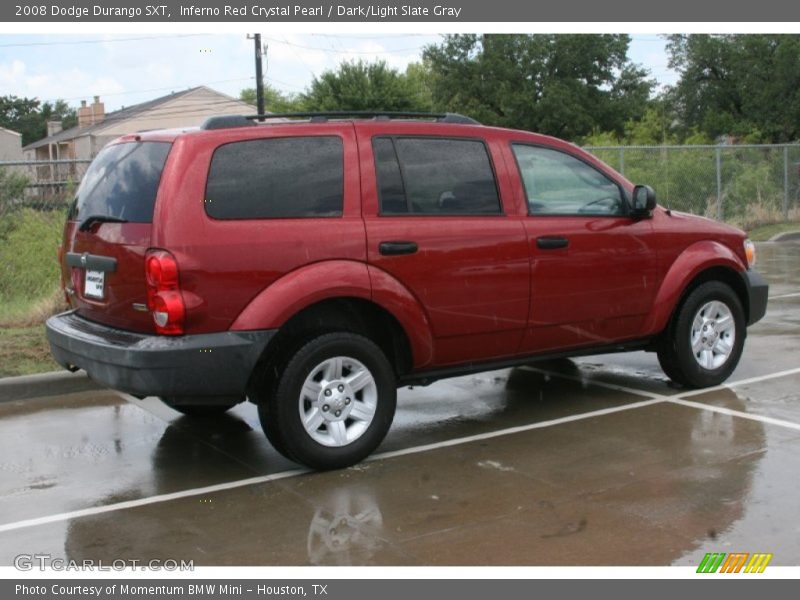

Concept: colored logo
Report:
left=697, top=552, right=773, bottom=573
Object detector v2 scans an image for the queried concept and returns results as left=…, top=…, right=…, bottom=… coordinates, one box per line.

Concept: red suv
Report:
left=47, top=111, right=768, bottom=469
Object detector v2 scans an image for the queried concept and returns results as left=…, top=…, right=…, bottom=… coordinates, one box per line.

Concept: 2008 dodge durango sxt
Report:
left=47, top=110, right=768, bottom=470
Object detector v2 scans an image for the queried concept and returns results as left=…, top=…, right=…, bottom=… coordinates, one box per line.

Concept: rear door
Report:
left=62, top=140, right=171, bottom=332
left=358, top=124, right=530, bottom=367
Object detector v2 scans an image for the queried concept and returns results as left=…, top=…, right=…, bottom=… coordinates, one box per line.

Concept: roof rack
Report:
left=200, top=111, right=480, bottom=130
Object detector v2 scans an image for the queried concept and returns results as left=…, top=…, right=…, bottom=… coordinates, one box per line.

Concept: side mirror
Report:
left=631, top=185, right=656, bottom=217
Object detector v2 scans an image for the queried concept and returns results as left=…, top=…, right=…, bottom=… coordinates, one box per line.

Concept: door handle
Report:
left=379, top=241, right=418, bottom=256
left=536, top=236, right=569, bottom=250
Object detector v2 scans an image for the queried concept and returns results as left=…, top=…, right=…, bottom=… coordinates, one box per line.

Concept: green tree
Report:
left=0, top=96, right=77, bottom=146
left=583, top=91, right=716, bottom=148
left=667, top=34, right=800, bottom=143
left=623, top=104, right=676, bottom=145
left=302, top=60, right=432, bottom=112
left=423, top=34, right=653, bottom=141
left=239, top=84, right=303, bottom=113
left=403, top=61, right=434, bottom=111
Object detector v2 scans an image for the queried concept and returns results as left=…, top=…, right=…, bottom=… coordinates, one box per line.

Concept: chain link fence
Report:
left=0, top=159, right=92, bottom=218
left=585, top=144, right=800, bottom=229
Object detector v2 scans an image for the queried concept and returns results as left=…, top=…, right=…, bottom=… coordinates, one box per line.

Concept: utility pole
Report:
left=248, top=33, right=265, bottom=120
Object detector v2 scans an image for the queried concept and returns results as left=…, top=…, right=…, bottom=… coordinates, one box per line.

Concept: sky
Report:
left=0, top=33, right=678, bottom=113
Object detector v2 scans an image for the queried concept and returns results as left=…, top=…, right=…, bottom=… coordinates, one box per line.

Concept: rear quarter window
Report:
left=69, top=141, right=171, bottom=223
left=205, top=136, right=344, bottom=219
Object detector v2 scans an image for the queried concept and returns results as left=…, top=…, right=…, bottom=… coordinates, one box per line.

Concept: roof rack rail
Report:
left=200, top=115, right=255, bottom=130
left=201, top=111, right=480, bottom=130
left=247, top=111, right=481, bottom=124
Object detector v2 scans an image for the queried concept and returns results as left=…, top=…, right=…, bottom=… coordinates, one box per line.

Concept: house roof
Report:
left=23, top=86, right=251, bottom=150
left=0, top=126, right=22, bottom=137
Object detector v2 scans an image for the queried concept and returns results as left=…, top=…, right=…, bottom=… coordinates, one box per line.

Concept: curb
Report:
left=0, top=370, right=101, bottom=403
left=768, top=230, right=800, bottom=242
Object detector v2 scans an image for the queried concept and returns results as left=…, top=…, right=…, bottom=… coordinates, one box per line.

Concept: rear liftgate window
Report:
left=205, top=136, right=344, bottom=219
left=68, top=141, right=172, bottom=223
left=373, top=137, right=501, bottom=215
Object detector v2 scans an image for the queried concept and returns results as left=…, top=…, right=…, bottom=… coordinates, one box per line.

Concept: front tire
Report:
left=657, top=281, right=746, bottom=388
left=256, top=332, right=397, bottom=470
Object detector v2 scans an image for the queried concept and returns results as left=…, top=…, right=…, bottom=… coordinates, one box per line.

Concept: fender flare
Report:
left=642, top=240, right=747, bottom=336
left=368, top=265, right=435, bottom=368
left=230, top=260, right=372, bottom=331
left=230, top=260, right=435, bottom=368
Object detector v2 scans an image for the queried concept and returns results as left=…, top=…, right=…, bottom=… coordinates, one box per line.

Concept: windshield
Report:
left=68, top=141, right=171, bottom=223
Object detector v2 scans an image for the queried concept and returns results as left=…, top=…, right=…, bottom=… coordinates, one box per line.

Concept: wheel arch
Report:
left=231, top=260, right=435, bottom=371
left=644, top=241, right=750, bottom=337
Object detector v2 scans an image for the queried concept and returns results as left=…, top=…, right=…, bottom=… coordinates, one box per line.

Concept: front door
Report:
left=509, top=143, right=659, bottom=353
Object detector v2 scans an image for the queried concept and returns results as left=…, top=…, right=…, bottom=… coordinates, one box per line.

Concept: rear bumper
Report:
left=742, top=269, right=769, bottom=326
left=46, top=311, right=275, bottom=398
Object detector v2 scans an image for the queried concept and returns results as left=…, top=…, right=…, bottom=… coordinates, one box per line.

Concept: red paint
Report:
left=59, top=119, right=752, bottom=373
left=144, top=250, right=184, bottom=335
left=65, top=221, right=154, bottom=332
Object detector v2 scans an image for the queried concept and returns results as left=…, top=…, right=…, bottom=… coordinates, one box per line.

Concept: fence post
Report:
left=715, top=147, right=723, bottom=221
left=618, top=147, right=625, bottom=176
left=784, top=145, right=790, bottom=221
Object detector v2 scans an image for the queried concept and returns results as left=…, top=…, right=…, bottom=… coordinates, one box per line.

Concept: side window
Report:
left=206, top=136, right=343, bottom=219
left=373, top=137, right=501, bottom=215
left=512, top=144, right=624, bottom=216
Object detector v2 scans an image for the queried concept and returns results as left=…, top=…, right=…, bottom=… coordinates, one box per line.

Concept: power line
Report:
left=264, top=36, right=426, bottom=55
left=0, top=34, right=208, bottom=48
left=311, top=33, right=434, bottom=40
left=277, top=34, right=318, bottom=80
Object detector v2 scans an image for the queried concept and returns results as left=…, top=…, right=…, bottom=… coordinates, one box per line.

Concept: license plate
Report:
left=84, top=270, right=105, bottom=299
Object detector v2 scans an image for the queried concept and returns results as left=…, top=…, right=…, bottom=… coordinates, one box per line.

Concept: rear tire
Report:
left=159, top=397, right=241, bottom=417
left=255, top=332, right=397, bottom=470
left=656, top=281, right=746, bottom=388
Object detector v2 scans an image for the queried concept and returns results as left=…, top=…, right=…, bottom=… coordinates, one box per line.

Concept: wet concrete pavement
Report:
left=1, top=242, right=799, bottom=566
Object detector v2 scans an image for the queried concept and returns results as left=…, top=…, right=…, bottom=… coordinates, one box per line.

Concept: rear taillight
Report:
left=144, top=250, right=185, bottom=335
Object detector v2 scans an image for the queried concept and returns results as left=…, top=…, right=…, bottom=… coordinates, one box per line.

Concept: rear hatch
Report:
left=61, top=140, right=172, bottom=333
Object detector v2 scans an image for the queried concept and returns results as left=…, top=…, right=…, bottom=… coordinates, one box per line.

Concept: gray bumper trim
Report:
left=46, top=311, right=275, bottom=398
left=742, top=269, right=769, bottom=326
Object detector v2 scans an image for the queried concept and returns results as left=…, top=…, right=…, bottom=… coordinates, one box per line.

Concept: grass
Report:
left=0, top=325, right=58, bottom=377
left=0, top=208, right=66, bottom=377
left=746, top=221, right=800, bottom=242
left=0, top=208, right=66, bottom=326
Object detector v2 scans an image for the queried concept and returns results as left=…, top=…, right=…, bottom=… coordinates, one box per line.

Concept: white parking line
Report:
left=0, top=396, right=665, bottom=534
left=678, top=366, right=800, bottom=398
left=0, top=468, right=307, bottom=535
left=520, top=365, right=660, bottom=399
left=528, top=364, right=800, bottom=431
left=526, top=364, right=800, bottom=404
left=668, top=397, right=800, bottom=432
left=371, top=397, right=665, bottom=462
left=769, top=292, right=800, bottom=300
